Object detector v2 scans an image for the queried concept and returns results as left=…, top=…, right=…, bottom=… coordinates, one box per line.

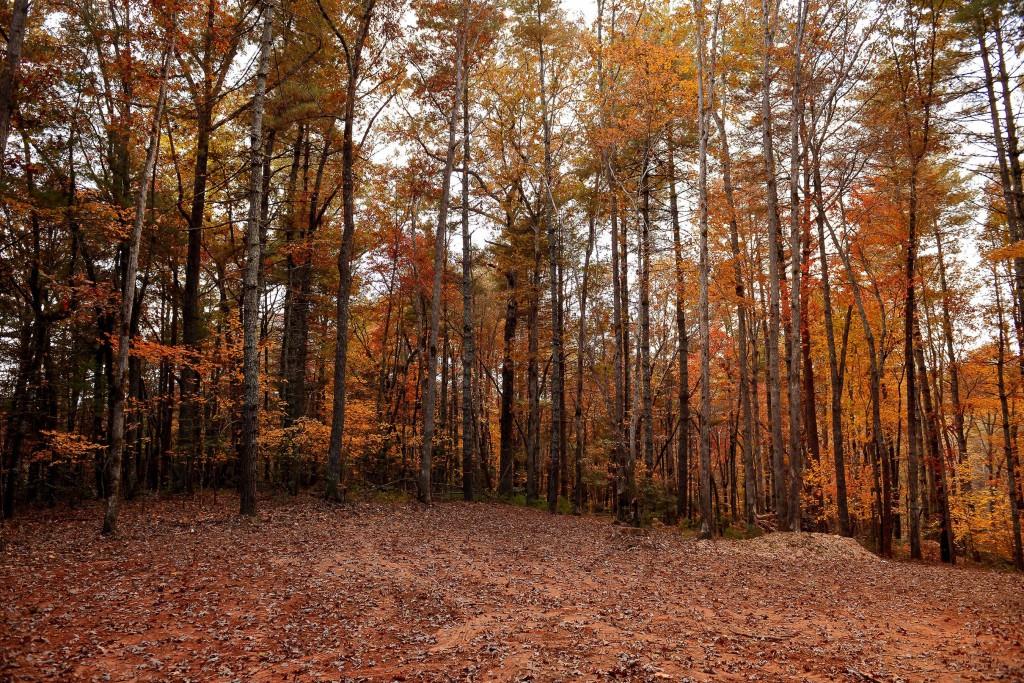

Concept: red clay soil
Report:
left=1, top=495, right=1022, bottom=682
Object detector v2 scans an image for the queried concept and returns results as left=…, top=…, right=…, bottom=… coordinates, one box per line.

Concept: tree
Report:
left=759, top=0, right=787, bottom=526
left=0, top=0, right=30, bottom=165
left=694, top=0, right=713, bottom=538
left=102, top=26, right=173, bottom=535
left=239, top=0, right=275, bottom=517
left=419, top=0, right=468, bottom=505
left=318, top=0, right=384, bottom=502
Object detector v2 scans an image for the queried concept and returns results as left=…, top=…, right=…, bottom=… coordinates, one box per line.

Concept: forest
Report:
left=1, top=0, right=1024, bottom=677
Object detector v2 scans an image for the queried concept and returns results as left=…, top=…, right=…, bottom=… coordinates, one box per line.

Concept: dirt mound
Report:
left=743, top=531, right=881, bottom=563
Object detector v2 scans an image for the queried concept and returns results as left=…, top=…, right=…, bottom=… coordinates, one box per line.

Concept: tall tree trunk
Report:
left=786, top=0, right=806, bottom=531
left=905, top=168, right=922, bottom=560
left=760, top=0, right=787, bottom=525
left=828, top=205, right=891, bottom=554
left=325, top=0, right=378, bottom=501
left=527, top=229, right=540, bottom=503
left=913, top=318, right=953, bottom=562
left=811, top=139, right=850, bottom=536
left=0, top=0, right=29, bottom=167
left=668, top=137, right=690, bottom=522
left=461, top=63, right=475, bottom=501
left=994, top=266, right=1024, bottom=571
left=639, top=161, right=654, bottom=478
left=179, top=0, right=224, bottom=491
left=711, top=76, right=754, bottom=527
left=799, top=152, right=819, bottom=479
left=102, top=40, right=171, bottom=534
left=994, top=19, right=1024, bottom=233
left=694, top=0, right=713, bottom=538
left=538, top=12, right=562, bottom=514
left=419, top=2, right=467, bottom=504
left=280, top=127, right=309, bottom=425
left=979, top=21, right=1024, bottom=385
left=609, top=189, right=629, bottom=519
left=558, top=262, right=568, bottom=500
left=620, top=210, right=632, bottom=505
left=178, top=97, right=211, bottom=488
left=498, top=267, right=517, bottom=496
left=932, top=225, right=966, bottom=464
left=239, top=3, right=273, bottom=517
left=574, top=188, right=597, bottom=514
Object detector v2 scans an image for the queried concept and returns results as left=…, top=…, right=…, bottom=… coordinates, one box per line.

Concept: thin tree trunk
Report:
left=905, top=168, right=922, bottom=560
left=932, top=225, right=966, bottom=464
left=711, top=71, right=754, bottom=527
left=812, top=139, right=850, bottom=536
left=786, top=0, right=806, bottom=532
left=994, top=19, right=1024, bottom=231
left=621, top=211, right=633, bottom=503
left=325, top=0, right=378, bottom=501
left=668, top=138, right=690, bottom=522
left=610, top=190, right=629, bottom=519
left=0, top=0, right=30, bottom=167
left=280, top=127, right=310, bottom=425
left=179, top=0, right=224, bottom=489
left=527, top=231, right=540, bottom=503
left=239, top=3, right=273, bottom=517
left=102, top=39, right=171, bottom=535
left=979, top=21, right=1024, bottom=386
left=538, top=10, right=562, bottom=514
left=760, top=0, right=787, bottom=525
left=498, top=267, right=517, bottom=496
left=827, top=204, right=891, bottom=555
left=913, top=318, right=953, bottom=562
left=994, top=266, right=1024, bottom=571
left=461, top=62, right=475, bottom=501
left=420, top=2, right=467, bottom=504
left=639, top=160, right=654, bottom=477
left=574, top=186, right=597, bottom=513
left=694, top=0, right=713, bottom=538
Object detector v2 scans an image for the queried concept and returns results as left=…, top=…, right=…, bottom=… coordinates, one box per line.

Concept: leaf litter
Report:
left=1, top=495, right=1021, bottom=682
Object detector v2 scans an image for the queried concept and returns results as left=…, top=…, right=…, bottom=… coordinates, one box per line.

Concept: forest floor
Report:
left=1, top=494, right=1022, bottom=682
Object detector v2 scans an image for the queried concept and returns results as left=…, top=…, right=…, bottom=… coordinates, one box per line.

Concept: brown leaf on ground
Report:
left=1, top=495, right=1021, bottom=682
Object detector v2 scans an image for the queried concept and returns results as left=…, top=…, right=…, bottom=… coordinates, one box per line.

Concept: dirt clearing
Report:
left=2, top=496, right=1021, bottom=681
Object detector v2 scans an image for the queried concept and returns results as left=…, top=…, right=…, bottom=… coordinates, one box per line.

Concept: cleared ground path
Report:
left=2, top=497, right=1022, bottom=681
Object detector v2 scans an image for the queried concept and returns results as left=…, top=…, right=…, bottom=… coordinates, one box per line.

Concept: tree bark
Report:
left=760, top=0, right=787, bottom=526
left=0, top=0, right=30, bottom=166
left=827, top=204, right=891, bottom=554
left=694, top=0, right=713, bottom=538
left=978, top=21, right=1024, bottom=387
left=325, top=0, right=378, bottom=501
left=904, top=169, right=922, bottom=560
left=668, top=137, right=690, bottom=522
left=710, top=67, right=755, bottom=527
left=498, top=267, right=517, bottom=496
left=102, top=39, right=172, bottom=534
left=461, top=62, right=475, bottom=501
left=574, top=185, right=597, bottom=513
left=419, top=1, right=467, bottom=504
left=639, top=161, right=654, bottom=478
left=811, top=139, right=850, bottom=536
left=913, top=318, right=953, bottom=562
left=526, top=223, right=540, bottom=503
left=786, top=0, right=806, bottom=532
left=538, top=9, right=562, bottom=514
left=994, top=266, right=1024, bottom=571
left=239, top=2, right=274, bottom=517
